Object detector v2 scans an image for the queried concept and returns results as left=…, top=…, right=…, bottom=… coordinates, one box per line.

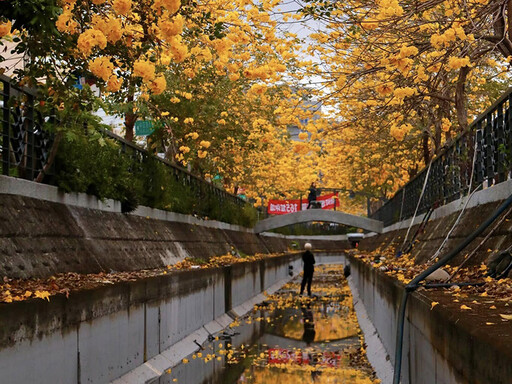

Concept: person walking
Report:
left=307, top=182, right=318, bottom=209
left=300, top=243, right=315, bottom=296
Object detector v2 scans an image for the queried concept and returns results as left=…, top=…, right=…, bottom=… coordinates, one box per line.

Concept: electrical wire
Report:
left=398, top=160, right=433, bottom=256
left=429, top=131, right=480, bottom=263
left=392, top=191, right=512, bottom=384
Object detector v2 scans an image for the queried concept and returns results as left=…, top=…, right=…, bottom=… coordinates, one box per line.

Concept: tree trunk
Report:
left=35, top=130, right=63, bottom=183
left=422, top=129, right=430, bottom=166
left=124, top=91, right=137, bottom=142
left=508, top=0, right=512, bottom=41
left=455, top=66, right=470, bottom=132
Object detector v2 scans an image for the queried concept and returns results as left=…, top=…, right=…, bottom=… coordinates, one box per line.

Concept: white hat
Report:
left=304, top=243, right=312, bottom=250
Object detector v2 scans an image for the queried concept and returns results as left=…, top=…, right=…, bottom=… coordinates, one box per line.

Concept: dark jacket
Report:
left=302, top=250, right=315, bottom=271
left=307, top=186, right=317, bottom=202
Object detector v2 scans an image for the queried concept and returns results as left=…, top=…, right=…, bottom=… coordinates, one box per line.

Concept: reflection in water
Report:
left=302, top=303, right=316, bottom=346
left=162, top=265, right=377, bottom=384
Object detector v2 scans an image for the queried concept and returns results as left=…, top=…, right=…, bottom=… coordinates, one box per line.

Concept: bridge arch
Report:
left=254, top=209, right=383, bottom=233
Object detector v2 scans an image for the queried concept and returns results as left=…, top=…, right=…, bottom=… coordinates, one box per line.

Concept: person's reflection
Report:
left=301, top=303, right=322, bottom=381
left=301, top=302, right=316, bottom=345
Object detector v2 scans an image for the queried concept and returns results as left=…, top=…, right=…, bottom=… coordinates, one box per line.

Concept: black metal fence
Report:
left=101, top=129, right=247, bottom=210
left=1, top=74, right=54, bottom=181
left=371, top=87, right=512, bottom=227
left=0, top=75, right=247, bottom=213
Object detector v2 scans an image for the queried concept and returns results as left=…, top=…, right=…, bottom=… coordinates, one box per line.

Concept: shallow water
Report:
left=162, top=265, right=376, bottom=384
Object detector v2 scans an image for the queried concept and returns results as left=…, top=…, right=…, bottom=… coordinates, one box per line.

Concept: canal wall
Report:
left=351, top=182, right=512, bottom=383
left=0, top=253, right=305, bottom=384
left=348, top=255, right=512, bottom=384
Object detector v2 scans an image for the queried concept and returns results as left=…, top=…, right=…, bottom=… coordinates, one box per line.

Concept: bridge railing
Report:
left=371, top=88, right=512, bottom=227
left=0, top=75, right=249, bottom=219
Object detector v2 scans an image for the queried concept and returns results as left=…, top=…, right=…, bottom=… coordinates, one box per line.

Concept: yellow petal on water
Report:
left=430, top=301, right=439, bottom=310
left=499, top=314, right=512, bottom=320
left=460, top=305, right=471, bottom=310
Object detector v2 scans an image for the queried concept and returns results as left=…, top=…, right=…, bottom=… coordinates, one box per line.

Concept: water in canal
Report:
left=162, top=265, right=377, bottom=384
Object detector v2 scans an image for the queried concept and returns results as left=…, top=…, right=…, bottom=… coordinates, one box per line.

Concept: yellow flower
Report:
left=376, top=83, right=394, bottom=96
left=441, top=117, right=451, bottom=132
left=179, top=145, right=191, bottom=153
left=133, top=60, right=156, bottom=81
left=169, top=37, right=188, bottom=62
left=393, top=87, right=416, bottom=99
left=89, top=56, right=114, bottom=81
left=0, top=21, right=12, bottom=37
left=217, top=119, right=226, bottom=125
left=184, top=117, right=194, bottom=124
left=161, top=0, right=181, bottom=14
left=159, top=14, right=184, bottom=39
left=149, top=75, right=167, bottom=94
left=198, top=150, right=207, bottom=158
left=298, top=132, right=308, bottom=140
left=106, top=75, right=123, bottom=92
left=447, top=56, right=471, bottom=70
left=170, top=97, right=180, bottom=103
left=92, top=15, right=123, bottom=43
left=77, top=29, right=107, bottom=56
left=200, top=140, right=211, bottom=148
left=228, top=73, right=240, bottom=82
left=183, top=92, right=192, bottom=100
left=56, top=11, right=78, bottom=34
left=113, top=0, right=132, bottom=15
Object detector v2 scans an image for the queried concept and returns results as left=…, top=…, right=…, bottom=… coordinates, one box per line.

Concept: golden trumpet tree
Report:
left=45, top=0, right=327, bottom=206
left=296, top=0, right=512, bottom=200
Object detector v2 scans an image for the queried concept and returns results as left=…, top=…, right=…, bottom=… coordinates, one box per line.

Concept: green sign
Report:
left=135, top=120, right=155, bottom=136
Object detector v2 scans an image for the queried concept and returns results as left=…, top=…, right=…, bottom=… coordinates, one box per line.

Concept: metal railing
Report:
left=1, top=74, right=54, bottom=181
left=371, top=87, right=512, bottom=227
left=101, top=129, right=247, bottom=211
left=0, top=75, right=247, bottom=215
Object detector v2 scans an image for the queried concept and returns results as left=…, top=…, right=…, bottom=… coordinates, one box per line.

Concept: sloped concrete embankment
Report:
left=348, top=255, right=512, bottom=384
left=360, top=180, right=512, bottom=266
left=0, top=175, right=348, bottom=280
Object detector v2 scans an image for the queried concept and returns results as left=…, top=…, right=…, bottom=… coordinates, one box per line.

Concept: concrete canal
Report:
left=163, top=265, right=378, bottom=384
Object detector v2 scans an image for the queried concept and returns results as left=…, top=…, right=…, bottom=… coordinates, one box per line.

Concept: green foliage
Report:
left=55, top=134, right=135, bottom=203
left=54, top=127, right=259, bottom=225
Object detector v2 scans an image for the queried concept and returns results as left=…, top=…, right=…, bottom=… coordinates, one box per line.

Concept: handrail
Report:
left=372, top=87, right=512, bottom=226
left=1, top=75, right=248, bottom=217
left=101, top=129, right=245, bottom=204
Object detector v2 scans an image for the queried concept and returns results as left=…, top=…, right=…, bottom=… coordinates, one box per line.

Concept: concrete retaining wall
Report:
left=0, top=192, right=348, bottom=280
left=348, top=255, right=512, bottom=384
left=0, top=254, right=302, bottom=384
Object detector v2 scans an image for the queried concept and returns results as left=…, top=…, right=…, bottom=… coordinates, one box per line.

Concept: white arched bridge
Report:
left=254, top=209, right=384, bottom=233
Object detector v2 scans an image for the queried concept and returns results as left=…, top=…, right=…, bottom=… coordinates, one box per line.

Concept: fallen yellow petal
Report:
left=460, top=305, right=472, bottom=310
left=430, top=301, right=439, bottom=310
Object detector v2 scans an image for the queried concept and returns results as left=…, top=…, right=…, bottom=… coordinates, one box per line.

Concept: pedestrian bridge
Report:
left=254, top=209, right=384, bottom=233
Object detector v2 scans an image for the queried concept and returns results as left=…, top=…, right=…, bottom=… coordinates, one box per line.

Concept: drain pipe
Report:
left=392, top=192, right=512, bottom=384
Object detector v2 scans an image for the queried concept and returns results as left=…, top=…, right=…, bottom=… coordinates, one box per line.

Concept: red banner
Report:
left=267, top=348, right=341, bottom=367
left=267, top=193, right=339, bottom=215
